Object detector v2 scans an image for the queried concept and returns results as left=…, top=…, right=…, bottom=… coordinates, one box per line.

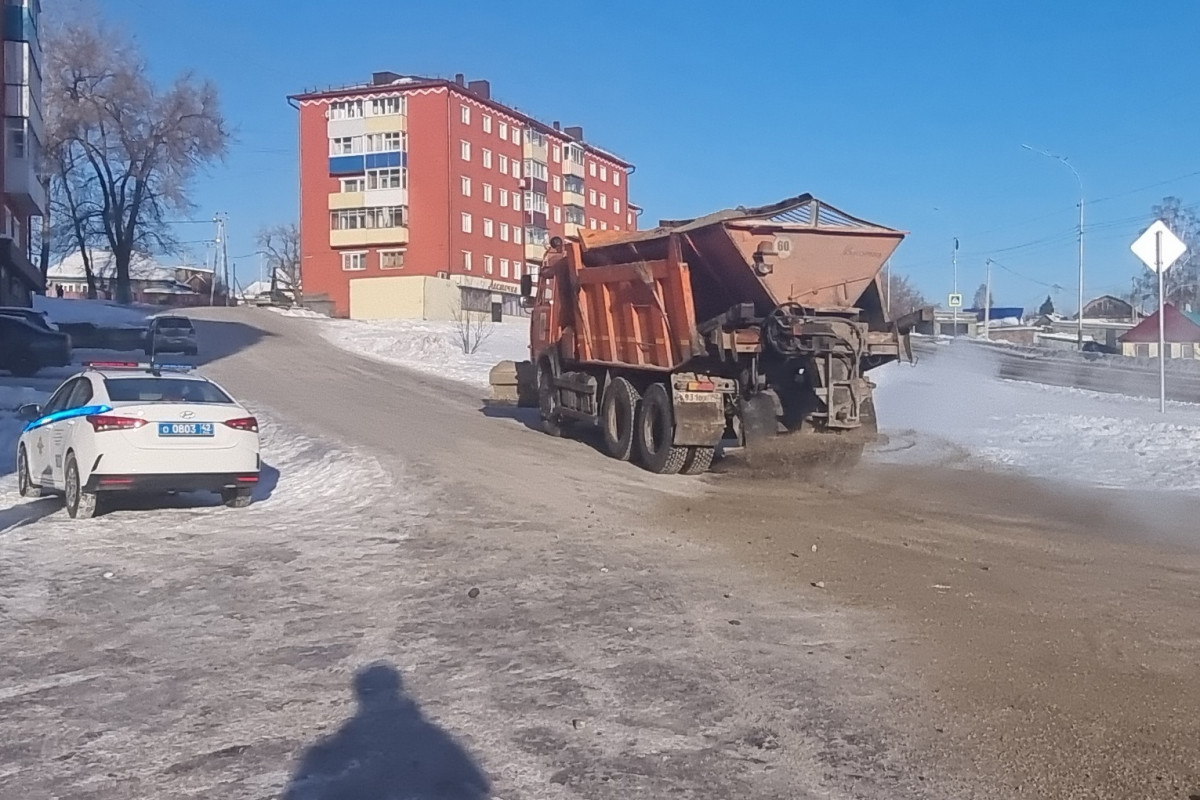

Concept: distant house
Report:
left=1118, top=303, right=1200, bottom=359
left=1079, top=294, right=1140, bottom=322
left=48, top=251, right=218, bottom=307
left=1034, top=295, right=1140, bottom=349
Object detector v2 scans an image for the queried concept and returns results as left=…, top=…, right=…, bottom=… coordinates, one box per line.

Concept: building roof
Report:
left=1119, top=303, right=1200, bottom=343
left=49, top=251, right=209, bottom=284
left=289, top=73, right=634, bottom=169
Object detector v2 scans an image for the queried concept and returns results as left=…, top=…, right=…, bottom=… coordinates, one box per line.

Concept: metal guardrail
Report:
left=910, top=337, right=1200, bottom=404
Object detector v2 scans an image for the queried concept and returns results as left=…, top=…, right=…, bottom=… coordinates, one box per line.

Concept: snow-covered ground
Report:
left=313, top=316, right=528, bottom=389
left=33, top=296, right=157, bottom=328
left=872, top=349, right=1200, bottom=492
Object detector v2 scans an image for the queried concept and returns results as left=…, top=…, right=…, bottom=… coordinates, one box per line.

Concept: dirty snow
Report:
left=872, top=349, right=1200, bottom=492
left=33, top=296, right=157, bottom=328
left=317, top=317, right=529, bottom=388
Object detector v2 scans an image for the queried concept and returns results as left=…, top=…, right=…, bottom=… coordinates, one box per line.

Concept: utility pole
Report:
left=210, top=219, right=220, bottom=306
left=952, top=238, right=959, bottom=337
left=221, top=214, right=232, bottom=307
left=1022, top=144, right=1084, bottom=349
left=984, top=259, right=992, bottom=340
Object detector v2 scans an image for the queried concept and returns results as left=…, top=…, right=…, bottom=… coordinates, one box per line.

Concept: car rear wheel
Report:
left=65, top=455, right=98, bottom=519
left=9, top=350, right=39, bottom=377
left=222, top=487, right=253, bottom=508
left=17, top=446, right=40, bottom=498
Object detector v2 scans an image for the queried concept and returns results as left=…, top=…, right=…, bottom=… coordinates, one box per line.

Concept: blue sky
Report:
left=103, top=0, right=1200, bottom=313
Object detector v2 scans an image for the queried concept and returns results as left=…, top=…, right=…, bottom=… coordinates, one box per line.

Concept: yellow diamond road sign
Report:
left=1131, top=220, right=1187, bottom=273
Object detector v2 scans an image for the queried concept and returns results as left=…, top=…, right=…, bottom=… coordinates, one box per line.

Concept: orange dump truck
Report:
left=489, top=194, right=916, bottom=474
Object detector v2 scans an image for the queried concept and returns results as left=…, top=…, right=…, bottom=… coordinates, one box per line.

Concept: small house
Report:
left=1118, top=303, right=1200, bottom=359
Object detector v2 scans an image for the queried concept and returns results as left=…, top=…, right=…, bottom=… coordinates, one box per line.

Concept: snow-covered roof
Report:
left=49, top=251, right=211, bottom=283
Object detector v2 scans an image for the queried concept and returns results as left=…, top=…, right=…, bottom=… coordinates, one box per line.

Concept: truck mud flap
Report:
left=737, top=394, right=778, bottom=449
left=671, top=391, right=726, bottom=447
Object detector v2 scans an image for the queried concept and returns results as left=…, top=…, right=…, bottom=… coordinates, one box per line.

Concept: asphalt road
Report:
left=3, top=307, right=1199, bottom=799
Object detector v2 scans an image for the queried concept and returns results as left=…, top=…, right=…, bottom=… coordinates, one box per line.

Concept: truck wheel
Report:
left=18, top=446, right=41, bottom=498
left=538, top=360, right=567, bottom=437
left=600, top=377, right=640, bottom=461
left=65, top=455, right=98, bottom=520
left=635, top=383, right=688, bottom=474
left=680, top=447, right=715, bottom=475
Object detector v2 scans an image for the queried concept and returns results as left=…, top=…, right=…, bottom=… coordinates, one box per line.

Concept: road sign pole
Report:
left=1157, top=231, right=1166, bottom=413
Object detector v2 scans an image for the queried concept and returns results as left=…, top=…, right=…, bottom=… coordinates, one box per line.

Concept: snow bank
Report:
left=872, top=352, right=1200, bottom=492
left=33, top=296, right=156, bottom=328
left=318, top=317, right=529, bottom=388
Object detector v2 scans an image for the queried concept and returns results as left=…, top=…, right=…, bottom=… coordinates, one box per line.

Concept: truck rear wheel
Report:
left=680, top=447, right=715, bottom=475
left=601, top=377, right=640, bottom=461
left=537, top=360, right=567, bottom=437
left=635, top=383, right=688, bottom=474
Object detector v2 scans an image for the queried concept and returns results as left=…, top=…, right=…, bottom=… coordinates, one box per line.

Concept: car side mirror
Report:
left=520, top=273, right=533, bottom=298
left=17, top=403, right=41, bottom=422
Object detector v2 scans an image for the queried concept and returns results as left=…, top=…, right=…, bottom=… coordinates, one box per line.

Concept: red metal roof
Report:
left=1119, top=303, right=1200, bottom=343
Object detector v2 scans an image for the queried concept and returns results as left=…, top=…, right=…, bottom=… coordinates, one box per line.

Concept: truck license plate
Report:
left=676, top=391, right=719, bottom=403
left=158, top=422, right=214, bottom=437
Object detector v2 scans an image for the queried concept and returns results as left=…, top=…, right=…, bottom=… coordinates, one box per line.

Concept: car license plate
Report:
left=158, top=422, right=214, bottom=437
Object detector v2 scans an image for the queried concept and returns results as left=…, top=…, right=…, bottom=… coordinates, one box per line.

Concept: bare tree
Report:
left=451, top=304, right=495, bottom=355
left=886, top=272, right=928, bottom=319
left=44, top=17, right=228, bottom=304
left=255, top=223, right=301, bottom=300
left=1133, top=197, right=1200, bottom=310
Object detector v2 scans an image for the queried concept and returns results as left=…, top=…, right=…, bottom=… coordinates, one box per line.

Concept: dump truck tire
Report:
left=635, top=383, right=688, bottom=474
left=680, top=446, right=715, bottom=475
left=601, top=377, right=640, bottom=461
left=538, top=360, right=567, bottom=438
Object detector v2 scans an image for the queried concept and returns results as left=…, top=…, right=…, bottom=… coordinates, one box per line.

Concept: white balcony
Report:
left=4, top=151, right=45, bottom=217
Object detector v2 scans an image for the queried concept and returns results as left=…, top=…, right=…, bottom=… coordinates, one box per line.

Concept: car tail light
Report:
left=223, top=416, right=259, bottom=433
left=86, top=415, right=147, bottom=433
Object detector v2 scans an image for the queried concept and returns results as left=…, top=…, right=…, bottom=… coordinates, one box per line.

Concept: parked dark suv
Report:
left=0, top=314, right=72, bottom=376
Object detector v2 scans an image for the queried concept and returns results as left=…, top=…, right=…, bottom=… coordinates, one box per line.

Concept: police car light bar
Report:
left=82, top=361, right=195, bottom=373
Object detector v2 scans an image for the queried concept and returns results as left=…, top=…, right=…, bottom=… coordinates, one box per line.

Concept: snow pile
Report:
left=269, top=307, right=327, bottom=319
left=319, top=318, right=529, bottom=388
left=872, top=353, right=1200, bottom=492
left=33, top=296, right=156, bottom=328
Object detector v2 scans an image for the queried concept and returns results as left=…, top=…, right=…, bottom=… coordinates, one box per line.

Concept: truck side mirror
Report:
left=520, top=273, right=533, bottom=297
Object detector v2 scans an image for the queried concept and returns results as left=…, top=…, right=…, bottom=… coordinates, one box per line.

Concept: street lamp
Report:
left=1022, top=144, right=1085, bottom=349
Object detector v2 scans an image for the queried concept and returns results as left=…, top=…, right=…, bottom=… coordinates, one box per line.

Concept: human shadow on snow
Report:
left=281, top=661, right=490, bottom=800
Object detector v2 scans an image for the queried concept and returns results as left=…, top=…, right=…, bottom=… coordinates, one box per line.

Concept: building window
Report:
left=589, top=162, right=597, bottom=177
left=461, top=213, right=472, bottom=233
left=553, top=145, right=561, bottom=163
left=499, top=189, right=508, bottom=208
left=600, top=193, right=607, bottom=210
left=1135, top=343, right=1150, bottom=358
left=524, top=192, right=547, bottom=214
left=484, top=218, right=495, bottom=238
left=499, top=154, right=508, bottom=175
left=614, top=198, right=620, bottom=214
left=553, top=206, right=561, bottom=224
left=366, top=206, right=406, bottom=229
left=614, top=170, right=621, bottom=187
left=500, top=223, right=509, bottom=242
left=461, top=140, right=471, bottom=161
left=329, top=100, right=364, bottom=120
left=565, top=205, right=585, bottom=225
left=499, top=121, right=508, bottom=141
left=1185, top=343, right=1196, bottom=359
left=553, top=175, right=562, bottom=192
left=514, top=261, right=523, bottom=279
left=483, top=183, right=493, bottom=203
left=565, top=175, right=584, bottom=195
left=461, top=176, right=472, bottom=197
left=600, top=221, right=607, bottom=230
left=589, top=189, right=597, bottom=205
left=514, top=227, right=522, bottom=245
left=628, top=212, right=634, bottom=226
left=380, top=249, right=405, bottom=270
left=500, top=258, right=510, bottom=278
left=512, top=128, right=521, bottom=145
left=370, top=96, right=404, bottom=116
left=482, top=149, right=492, bottom=169
left=331, top=209, right=367, bottom=230
left=366, top=131, right=405, bottom=152
left=513, top=192, right=522, bottom=211
left=461, top=104, right=471, bottom=124
left=566, top=144, right=584, bottom=165
left=484, top=255, right=494, bottom=275
left=366, top=168, right=406, bottom=189
left=462, top=251, right=472, bottom=272
left=483, top=115, right=492, bottom=133
left=512, top=160, right=521, bottom=179
left=330, top=136, right=359, bottom=155
left=614, top=225, right=621, bottom=231
left=600, top=165, right=608, bottom=182
left=341, top=251, right=367, bottom=271
left=341, top=177, right=365, bottom=192
left=589, top=219, right=597, bottom=230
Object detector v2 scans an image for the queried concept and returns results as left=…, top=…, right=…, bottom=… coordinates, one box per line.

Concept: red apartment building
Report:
left=290, top=72, right=637, bottom=319
left=0, top=0, right=45, bottom=307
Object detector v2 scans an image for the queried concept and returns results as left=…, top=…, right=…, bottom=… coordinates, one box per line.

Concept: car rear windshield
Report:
left=156, top=318, right=193, bottom=330
left=104, top=377, right=232, bottom=404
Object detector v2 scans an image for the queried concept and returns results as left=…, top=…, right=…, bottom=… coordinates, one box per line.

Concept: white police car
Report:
left=15, top=362, right=261, bottom=519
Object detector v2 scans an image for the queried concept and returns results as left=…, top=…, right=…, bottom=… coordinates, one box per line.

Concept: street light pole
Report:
left=1022, top=144, right=1085, bottom=349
